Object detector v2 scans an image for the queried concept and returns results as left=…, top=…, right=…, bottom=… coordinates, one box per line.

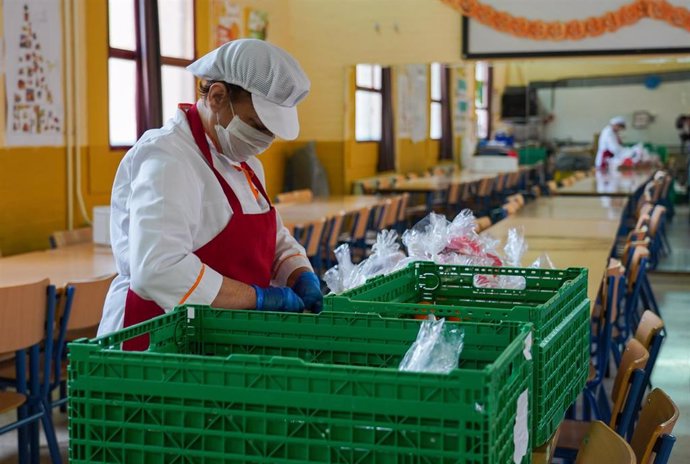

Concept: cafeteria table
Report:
left=559, top=168, right=654, bottom=196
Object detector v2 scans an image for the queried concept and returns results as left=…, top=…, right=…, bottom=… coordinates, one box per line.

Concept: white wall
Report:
left=538, top=80, right=690, bottom=145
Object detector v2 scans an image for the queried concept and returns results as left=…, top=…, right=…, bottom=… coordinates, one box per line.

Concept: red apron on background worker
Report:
left=595, top=116, right=627, bottom=170
left=98, top=39, right=323, bottom=350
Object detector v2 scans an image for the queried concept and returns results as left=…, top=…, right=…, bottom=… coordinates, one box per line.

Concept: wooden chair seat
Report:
left=0, top=391, right=26, bottom=414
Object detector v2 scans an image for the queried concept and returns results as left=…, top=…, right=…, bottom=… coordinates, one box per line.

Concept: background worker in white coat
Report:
left=98, top=39, right=323, bottom=349
left=595, top=116, right=627, bottom=170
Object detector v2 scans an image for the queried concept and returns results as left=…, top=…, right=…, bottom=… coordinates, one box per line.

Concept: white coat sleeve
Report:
left=128, top=144, right=223, bottom=311
left=272, top=211, right=314, bottom=285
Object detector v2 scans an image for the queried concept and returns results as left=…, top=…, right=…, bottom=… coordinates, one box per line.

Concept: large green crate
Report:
left=324, top=262, right=590, bottom=446
left=69, top=308, right=533, bottom=464
left=518, top=147, right=546, bottom=165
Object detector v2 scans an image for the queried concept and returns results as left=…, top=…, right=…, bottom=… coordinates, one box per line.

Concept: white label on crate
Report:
left=523, top=332, right=533, bottom=361
left=188, top=307, right=195, bottom=320
left=513, top=389, right=529, bottom=464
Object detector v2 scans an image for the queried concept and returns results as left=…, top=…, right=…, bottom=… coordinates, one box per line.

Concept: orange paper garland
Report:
left=443, top=0, right=690, bottom=41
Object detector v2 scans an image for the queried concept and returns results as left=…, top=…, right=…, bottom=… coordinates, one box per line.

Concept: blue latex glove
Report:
left=252, top=285, right=305, bottom=313
left=291, top=271, right=323, bottom=314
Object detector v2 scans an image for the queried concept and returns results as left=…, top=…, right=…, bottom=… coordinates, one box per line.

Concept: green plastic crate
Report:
left=518, top=147, right=546, bottom=166
left=324, top=262, right=590, bottom=446
left=69, top=308, right=533, bottom=464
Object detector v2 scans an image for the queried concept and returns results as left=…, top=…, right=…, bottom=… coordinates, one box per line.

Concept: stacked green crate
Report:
left=324, top=262, right=590, bottom=446
left=69, top=308, right=533, bottom=464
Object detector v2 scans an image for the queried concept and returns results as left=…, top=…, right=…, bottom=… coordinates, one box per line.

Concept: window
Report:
left=430, top=63, right=442, bottom=140
left=355, top=64, right=382, bottom=142
left=475, top=61, right=492, bottom=140
left=108, top=0, right=196, bottom=148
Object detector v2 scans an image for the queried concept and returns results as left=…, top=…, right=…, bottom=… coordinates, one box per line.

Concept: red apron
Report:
left=122, top=103, right=277, bottom=351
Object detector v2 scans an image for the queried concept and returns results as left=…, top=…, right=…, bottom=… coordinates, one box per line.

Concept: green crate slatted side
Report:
left=325, top=263, right=587, bottom=340
left=69, top=309, right=533, bottom=464
left=532, top=299, right=590, bottom=444
left=323, top=262, right=589, bottom=446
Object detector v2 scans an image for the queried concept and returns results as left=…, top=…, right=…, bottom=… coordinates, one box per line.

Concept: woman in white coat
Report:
left=98, top=40, right=323, bottom=349
left=595, top=116, right=627, bottom=170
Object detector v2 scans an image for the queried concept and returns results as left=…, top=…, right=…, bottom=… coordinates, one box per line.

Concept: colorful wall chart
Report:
left=4, top=0, right=64, bottom=146
left=211, top=0, right=242, bottom=47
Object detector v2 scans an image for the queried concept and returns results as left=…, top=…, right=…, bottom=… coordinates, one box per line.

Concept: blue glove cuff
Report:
left=294, top=271, right=320, bottom=289
left=251, top=285, right=264, bottom=310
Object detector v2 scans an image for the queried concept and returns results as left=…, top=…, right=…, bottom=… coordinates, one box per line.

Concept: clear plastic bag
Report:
left=530, top=252, right=555, bottom=269
left=402, top=213, right=450, bottom=261
left=399, top=314, right=464, bottom=375
left=323, top=230, right=406, bottom=294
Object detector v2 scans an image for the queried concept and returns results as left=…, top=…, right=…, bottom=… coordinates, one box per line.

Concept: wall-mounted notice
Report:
left=4, top=0, right=63, bottom=146
left=212, top=0, right=242, bottom=47
left=245, top=8, right=269, bottom=40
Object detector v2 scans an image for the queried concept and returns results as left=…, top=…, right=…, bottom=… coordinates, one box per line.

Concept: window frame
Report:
left=475, top=61, right=493, bottom=141
left=107, top=0, right=197, bottom=150
left=429, top=62, right=443, bottom=141
left=354, top=64, right=383, bottom=143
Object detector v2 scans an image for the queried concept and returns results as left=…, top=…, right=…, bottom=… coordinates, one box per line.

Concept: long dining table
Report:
left=559, top=168, right=655, bottom=196
left=275, top=195, right=383, bottom=229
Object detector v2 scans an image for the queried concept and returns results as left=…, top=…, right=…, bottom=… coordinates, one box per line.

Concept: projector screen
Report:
left=462, top=0, right=690, bottom=58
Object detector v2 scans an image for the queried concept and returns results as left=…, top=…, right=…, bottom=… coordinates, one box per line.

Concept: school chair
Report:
left=395, top=193, right=410, bottom=233
left=586, top=264, right=624, bottom=412
left=51, top=274, right=116, bottom=411
left=49, top=227, right=92, bottom=249
left=474, top=216, right=492, bottom=232
left=573, top=421, right=636, bottom=464
left=294, top=218, right=327, bottom=274
left=0, top=279, right=62, bottom=464
left=546, top=180, right=559, bottom=196
left=338, top=206, right=373, bottom=262
left=276, top=189, right=313, bottom=204
left=445, top=182, right=461, bottom=217
left=630, top=388, right=679, bottom=464
left=555, top=339, right=649, bottom=462
left=321, top=212, right=346, bottom=269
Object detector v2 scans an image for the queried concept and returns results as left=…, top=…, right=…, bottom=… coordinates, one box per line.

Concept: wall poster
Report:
left=4, top=0, right=64, bottom=146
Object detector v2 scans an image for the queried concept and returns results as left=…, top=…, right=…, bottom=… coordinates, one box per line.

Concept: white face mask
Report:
left=214, top=101, right=274, bottom=162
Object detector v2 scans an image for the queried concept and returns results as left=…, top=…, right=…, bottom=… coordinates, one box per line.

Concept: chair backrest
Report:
left=634, top=310, right=664, bottom=353
left=299, top=218, right=327, bottom=258
left=397, top=193, right=410, bottom=223
left=325, top=212, right=346, bottom=251
left=59, top=274, right=117, bottom=340
left=547, top=180, right=558, bottom=194
left=630, top=388, right=679, bottom=464
left=575, top=421, right=636, bottom=464
left=383, top=197, right=400, bottom=228
left=447, top=182, right=460, bottom=205
left=351, top=206, right=373, bottom=241
left=406, top=172, right=419, bottom=180
left=626, top=245, right=650, bottom=293
left=503, top=202, right=519, bottom=215
left=0, top=279, right=51, bottom=354
left=575, top=171, right=586, bottom=180
left=474, top=216, right=492, bottom=232
left=637, top=202, right=654, bottom=221
left=610, top=338, right=649, bottom=430
left=50, top=227, right=93, bottom=249
left=276, top=189, right=313, bottom=204
left=648, top=206, right=666, bottom=238
left=477, top=177, right=493, bottom=197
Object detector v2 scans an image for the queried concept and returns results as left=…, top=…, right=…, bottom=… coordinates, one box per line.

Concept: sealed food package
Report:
left=399, top=314, right=464, bottom=375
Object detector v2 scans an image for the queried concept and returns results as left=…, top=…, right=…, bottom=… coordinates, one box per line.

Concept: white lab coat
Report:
left=595, top=124, right=624, bottom=168
left=98, top=103, right=311, bottom=336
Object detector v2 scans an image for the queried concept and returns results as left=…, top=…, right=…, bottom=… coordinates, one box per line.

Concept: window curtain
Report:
left=440, top=66, right=453, bottom=160
left=378, top=67, right=395, bottom=172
